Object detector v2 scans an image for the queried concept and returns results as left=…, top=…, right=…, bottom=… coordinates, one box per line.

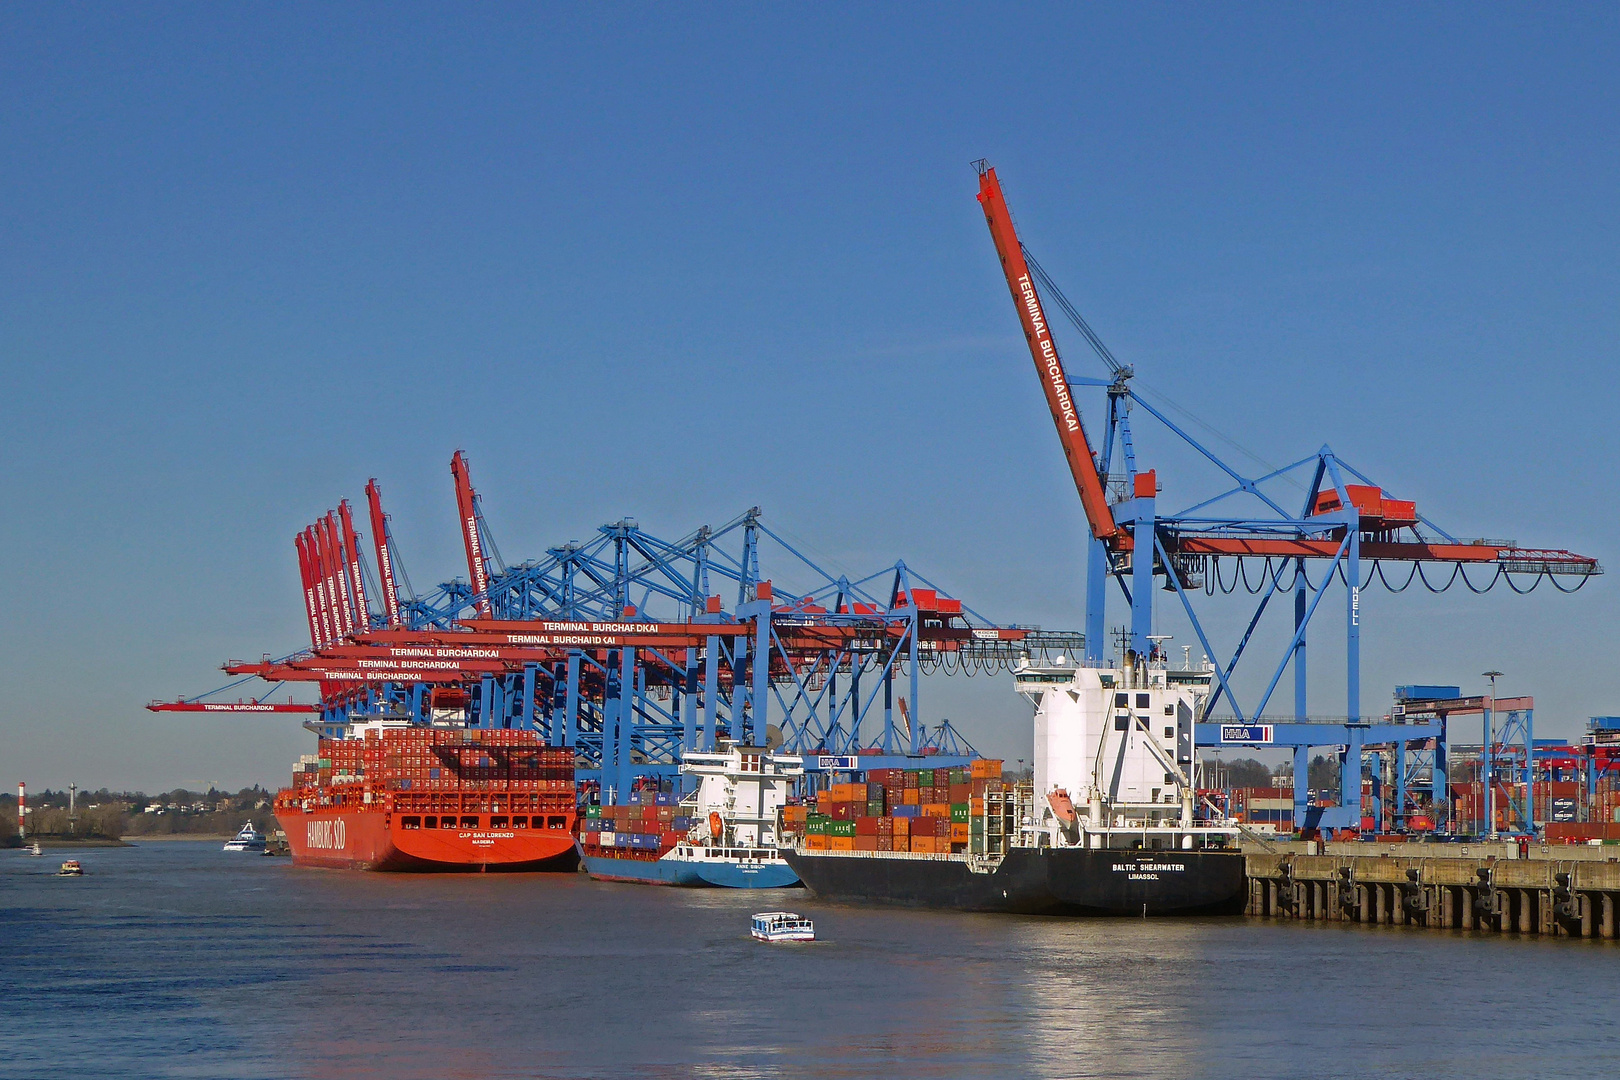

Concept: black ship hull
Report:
left=784, top=847, right=1247, bottom=917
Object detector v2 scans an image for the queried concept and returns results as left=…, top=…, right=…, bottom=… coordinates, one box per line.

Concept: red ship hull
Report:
left=276, top=806, right=580, bottom=872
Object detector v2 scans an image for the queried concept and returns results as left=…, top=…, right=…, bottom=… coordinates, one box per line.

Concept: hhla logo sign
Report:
left=307, top=819, right=347, bottom=849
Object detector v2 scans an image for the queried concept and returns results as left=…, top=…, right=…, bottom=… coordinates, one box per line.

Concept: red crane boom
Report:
left=293, top=531, right=323, bottom=648
left=321, top=513, right=355, bottom=637
left=365, top=479, right=403, bottom=627
left=304, top=525, right=335, bottom=646
left=451, top=450, right=493, bottom=618
left=338, top=500, right=371, bottom=633
left=976, top=162, right=1118, bottom=541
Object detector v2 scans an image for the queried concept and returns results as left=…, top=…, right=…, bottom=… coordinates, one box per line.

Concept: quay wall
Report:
left=1242, top=844, right=1620, bottom=940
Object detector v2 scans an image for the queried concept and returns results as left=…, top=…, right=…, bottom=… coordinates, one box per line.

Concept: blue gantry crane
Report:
left=974, top=160, right=1600, bottom=832
left=155, top=450, right=1081, bottom=802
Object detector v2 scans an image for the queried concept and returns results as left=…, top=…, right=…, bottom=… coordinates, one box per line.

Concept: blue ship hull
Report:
left=582, top=854, right=800, bottom=888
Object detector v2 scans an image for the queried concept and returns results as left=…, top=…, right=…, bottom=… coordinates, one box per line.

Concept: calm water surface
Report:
left=2, top=841, right=1617, bottom=1079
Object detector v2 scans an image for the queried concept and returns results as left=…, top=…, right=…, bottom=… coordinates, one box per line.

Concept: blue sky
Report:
left=2, top=5, right=1615, bottom=790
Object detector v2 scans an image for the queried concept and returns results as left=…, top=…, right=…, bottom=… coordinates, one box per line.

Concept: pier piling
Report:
left=1245, top=844, right=1620, bottom=941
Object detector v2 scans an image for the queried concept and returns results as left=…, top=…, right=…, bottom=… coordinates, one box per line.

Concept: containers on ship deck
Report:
left=579, top=785, right=692, bottom=860
left=278, top=726, right=577, bottom=823
left=805, top=760, right=1003, bottom=854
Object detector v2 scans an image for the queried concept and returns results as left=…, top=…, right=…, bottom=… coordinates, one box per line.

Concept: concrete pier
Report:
left=1244, top=843, right=1620, bottom=940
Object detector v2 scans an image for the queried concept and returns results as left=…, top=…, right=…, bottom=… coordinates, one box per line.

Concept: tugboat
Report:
left=581, top=742, right=804, bottom=887
left=223, top=822, right=267, bottom=853
left=751, top=911, right=814, bottom=942
left=57, top=860, right=83, bottom=876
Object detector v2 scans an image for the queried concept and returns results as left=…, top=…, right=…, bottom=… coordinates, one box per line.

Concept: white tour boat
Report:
left=751, top=911, right=815, bottom=942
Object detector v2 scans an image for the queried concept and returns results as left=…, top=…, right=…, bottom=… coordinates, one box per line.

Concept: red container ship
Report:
left=273, top=723, right=580, bottom=872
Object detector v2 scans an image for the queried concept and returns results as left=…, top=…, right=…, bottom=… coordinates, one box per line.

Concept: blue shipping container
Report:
left=1396, top=685, right=1461, bottom=702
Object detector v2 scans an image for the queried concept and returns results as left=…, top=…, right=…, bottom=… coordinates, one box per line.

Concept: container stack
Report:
left=280, top=727, right=576, bottom=821
left=579, top=789, right=692, bottom=860
left=779, top=804, right=808, bottom=840
left=803, top=760, right=1003, bottom=855
left=1226, top=787, right=1294, bottom=829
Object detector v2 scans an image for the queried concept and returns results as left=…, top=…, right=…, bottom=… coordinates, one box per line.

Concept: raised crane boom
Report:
left=450, top=450, right=493, bottom=618
left=364, top=479, right=403, bottom=627
left=337, top=500, right=371, bottom=634
left=976, top=161, right=1118, bottom=541
left=293, top=531, right=323, bottom=647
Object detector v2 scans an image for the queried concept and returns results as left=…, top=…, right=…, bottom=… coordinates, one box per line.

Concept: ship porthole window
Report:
left=461, top=816, right=480, bottom=828
left=424, top=816, right=437, bottom=829
left=401, top=816, right=421, bottom=830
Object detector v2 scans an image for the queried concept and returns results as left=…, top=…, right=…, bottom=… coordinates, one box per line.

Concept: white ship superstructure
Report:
left=1016, top=652, right=1236, bottom=851
left=679, top=741, right=802, bottom=850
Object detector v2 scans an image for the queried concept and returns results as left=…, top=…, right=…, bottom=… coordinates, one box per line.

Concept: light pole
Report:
left=1483, top=670, right=1503, bottom=837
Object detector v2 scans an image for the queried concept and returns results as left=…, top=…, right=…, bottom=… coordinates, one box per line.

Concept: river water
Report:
left=2, top=841, right=1616, bottom=1079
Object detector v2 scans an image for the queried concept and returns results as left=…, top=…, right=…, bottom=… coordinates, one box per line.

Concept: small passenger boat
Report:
left=27, top=841, right=43, bottom=856
left=751, top=911, right=814, bottom=942
left=57, top=860, right=83, bottom=876
left=223, top=822, right=267, bottom=853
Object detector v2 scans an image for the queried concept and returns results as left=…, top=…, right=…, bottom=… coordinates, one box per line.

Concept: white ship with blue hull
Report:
left=580, top=743, right=803, bottom=889
left=223, top=822, right=267, bottom=852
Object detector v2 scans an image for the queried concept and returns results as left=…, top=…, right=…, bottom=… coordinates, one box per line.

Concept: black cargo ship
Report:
left=784, top=846, right=1246, bottom=917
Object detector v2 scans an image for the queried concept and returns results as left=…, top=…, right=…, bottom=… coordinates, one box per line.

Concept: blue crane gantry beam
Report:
left=1195, top=719, right=1448, bottom=831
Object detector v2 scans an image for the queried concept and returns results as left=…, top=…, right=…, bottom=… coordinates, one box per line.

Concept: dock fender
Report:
left=1337, top=865, right=1358, bottom=915
left=1400, top=867, right=1429, bottom=915
left=1274, top=858, right=1296, bottom=913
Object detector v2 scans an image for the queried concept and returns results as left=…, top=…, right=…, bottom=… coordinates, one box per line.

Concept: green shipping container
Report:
left=829, top=821, right=857, bottom=837
left=585, top=806, right=601, bottom=818
left=950, top=803, right=970, bottom=822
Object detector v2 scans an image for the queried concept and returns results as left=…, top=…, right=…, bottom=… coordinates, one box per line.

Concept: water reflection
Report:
left=6, top=846, right=1619, bottom=1079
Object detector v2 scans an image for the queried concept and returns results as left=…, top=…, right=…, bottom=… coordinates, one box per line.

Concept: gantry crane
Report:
left=975, top=160, right=1601, bottom=830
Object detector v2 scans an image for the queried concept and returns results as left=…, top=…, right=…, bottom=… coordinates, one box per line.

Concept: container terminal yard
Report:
left=146, top=163, right=1609, bottom=934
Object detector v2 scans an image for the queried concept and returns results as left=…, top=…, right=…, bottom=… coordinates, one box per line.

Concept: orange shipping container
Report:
left=950, top=822, right=969, bottom=843
left=829, top=836, right=856, bottom=852
left=855, top=835, right=879, bottom=851
left=902, top=789, right=919, bottom=806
